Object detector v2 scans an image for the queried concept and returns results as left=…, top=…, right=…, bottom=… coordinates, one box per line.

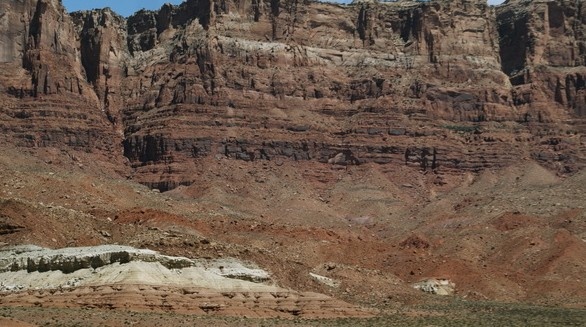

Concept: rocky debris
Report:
left=0, top=217, right=25, bottom=235
left=399, top=234, right=431, bottom=250
left=310, top=272, right=340, bottom=288
left=209, top=258, right=271, bottom=283
left=413, top=278, right=455, bottom=296
left=0, top=150, right=586, bottom=309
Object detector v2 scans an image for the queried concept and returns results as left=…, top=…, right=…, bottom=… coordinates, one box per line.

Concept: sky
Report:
left=62, top=0, right=506, bottom=17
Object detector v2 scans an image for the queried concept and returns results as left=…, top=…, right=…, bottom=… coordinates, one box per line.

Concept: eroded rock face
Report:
left=497, top=0, right=586, bottom=117
left=0, top=245, right=373, bottom=319
left=0, top=0, right=584, bottom=190
left=118, top=0, right=584, bottom=189
left=0, top=0, right=121, bottom=159
left=71, top=9, right=129, bottom=126
left=0, top=245, right=262, bottom=278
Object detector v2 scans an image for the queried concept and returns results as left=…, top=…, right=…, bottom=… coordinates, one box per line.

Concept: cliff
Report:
left=498, top=0, right=586, bottom=116
left=0, top=0, right=584, bottom=190
left=0, top=0, right=121, bottom=167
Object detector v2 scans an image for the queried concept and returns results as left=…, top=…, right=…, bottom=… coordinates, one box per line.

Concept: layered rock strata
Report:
left=0, top=0, right=584, bottom=190
left=0, top=0, right=120, bottom=158
left=0, top=245, right=373, bottom=318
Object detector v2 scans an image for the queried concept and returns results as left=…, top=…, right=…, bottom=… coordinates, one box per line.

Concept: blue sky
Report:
left=62, top=0, right=506, bottom=17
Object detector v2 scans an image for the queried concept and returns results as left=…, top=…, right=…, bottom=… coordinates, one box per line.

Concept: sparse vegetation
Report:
left=1, top=302, right=586, bottom=327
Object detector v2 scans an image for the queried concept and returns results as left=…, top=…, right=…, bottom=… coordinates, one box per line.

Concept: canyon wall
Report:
left=0, top=0, right=121, bottom=163
left=0, top=0, right=584, bottom=190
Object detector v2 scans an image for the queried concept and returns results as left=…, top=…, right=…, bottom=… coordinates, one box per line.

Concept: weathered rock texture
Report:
left=498, top=0, right=586, bottom=116
left=0, top=0, right=121, bottom=165
left=0, top=245, right=374, bottom=318
left=0, top=0, right=585, bottom=190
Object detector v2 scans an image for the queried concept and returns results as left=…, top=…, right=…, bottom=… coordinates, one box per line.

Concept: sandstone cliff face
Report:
left=0, top=0, right=121, bottom=161
left=71, top=9, right=128, bottom=126
left=498, top=0, right=586, bottom=118
left=0, top=0, right=84, bottom=97
left=0, top=0, right=584, bottom=190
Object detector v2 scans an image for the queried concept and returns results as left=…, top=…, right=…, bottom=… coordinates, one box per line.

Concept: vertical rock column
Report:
left=73, top=9, right=129, bottom=126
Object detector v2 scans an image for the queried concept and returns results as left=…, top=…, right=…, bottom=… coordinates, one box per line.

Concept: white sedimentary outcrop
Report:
left=413, top=278, right=455, bottom=296
left=309, top=272, right=340, bottom=288
left=0, top=245, right=275, bottom=292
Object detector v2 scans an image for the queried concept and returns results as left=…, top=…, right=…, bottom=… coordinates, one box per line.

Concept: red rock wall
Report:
left=0, top=0, right=584, bottom=189
left=0, top=0, right=120, bottom=157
